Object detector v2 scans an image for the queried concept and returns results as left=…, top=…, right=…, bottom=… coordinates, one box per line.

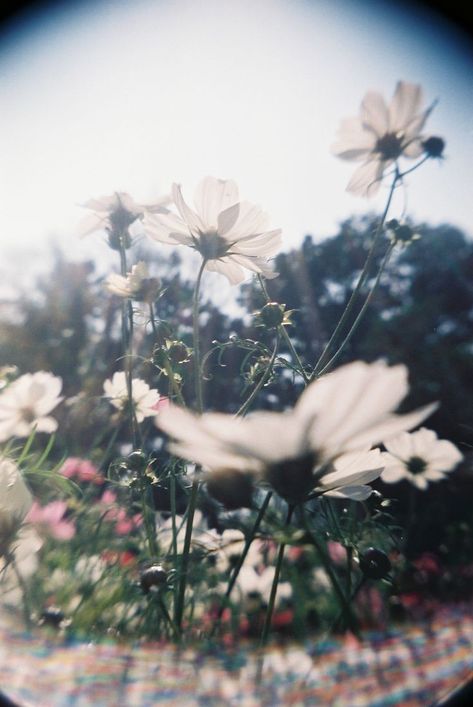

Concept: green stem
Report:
left=156, top=592, right=180, bottom=640
left=317, top=242, right=395, bottom=377
left=193, top=259, right=207, bottom=413
left=259, top=503, right=294, bottom=647
left=211, top=490, right=273, bottom=638
left=117, top=237, right=139, bottom=447
left=12, top=558, right=32, bottom=629
left=174, top=477, right=200, bottom=633
left=257, top=275, right=310, bottom=385
left=310, top=170, right=399, bottom=381
left=236, top=334, right=280, bottom=416
left=300, top=506, right=359, bottom=636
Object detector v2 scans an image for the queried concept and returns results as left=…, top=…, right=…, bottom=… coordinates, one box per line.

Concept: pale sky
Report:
left=0, top=0, right=472, bottom=289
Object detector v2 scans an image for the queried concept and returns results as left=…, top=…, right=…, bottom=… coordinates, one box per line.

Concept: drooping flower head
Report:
left=0, top=371, right=63, bottom=442
left=78, top=191, right=170, bottom=249
left=381, top=427, right=463, bottom=490
left=103, top=371, right=160, bottom=423
left=156, top=361, right=437, bottom=504
left=105, top=261, right=161, bottom=302
left=143, top=176, right=282, bottom=284
left=332, top=81, right=436, bottom=197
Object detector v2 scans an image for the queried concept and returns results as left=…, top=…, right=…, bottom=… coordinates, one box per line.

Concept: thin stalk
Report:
left=210, top=490, right=273, bottom=638
left=316, top=242, right=395, bottom=377
left=310, top=170, right=399, bottom=381
left=156, top=592, right=180, bottom=640
left=193, top=259, right=207, bottom=413
left=236, top=334, right=280, bottom=416
left=259, top=503, right=294, bottom=647
left=300, top=506, right=359, bottom=636
left=174, top=477, right=200, bottom=633
left=117, top=237, right=139, bottom=447
left=257, top=275, right=310, bottom=385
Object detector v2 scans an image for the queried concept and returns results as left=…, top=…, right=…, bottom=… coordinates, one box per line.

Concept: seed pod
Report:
left=140, top=564, right=168, bottom=594
left=422, top=136, right=445, bottom=159
left=359, top=547, right=392, bottom=579
left=39, top=607, right=65, bottom=628
left=258, top=302, right=286, bottom=328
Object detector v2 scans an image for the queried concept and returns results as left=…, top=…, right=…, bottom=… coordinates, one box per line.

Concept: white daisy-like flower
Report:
left=143, top=176, right=282, bottom=285
left=332, top=81, right=433, bottom=197
left=105, top=261, right=160, bottom=302
left=0, top=458, right=33, bottom=537
left=157, top=360, right=437, bottom=503
left=381, top=427, right=463, bottom=490
left=0, top=371, right=63, bottom=442
left=103, top=372, right=160, bottom=423
left=0, top=526, right=43, bottom=606
left=77, top=191, right=169, bottom=239
left=234, top=565, right=292, bottom=608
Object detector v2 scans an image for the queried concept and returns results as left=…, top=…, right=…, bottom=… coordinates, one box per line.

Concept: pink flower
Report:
left=327, top=541, right=348, bottom=565
left=99, top=489, right=117, bottom=506
left=26, top=500, right=76, bottom=541
left=60, top=457, right=104, bottom=484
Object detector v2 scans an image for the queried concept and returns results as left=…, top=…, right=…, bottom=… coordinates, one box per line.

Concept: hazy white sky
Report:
left=0, top=0, right=472, bottom=283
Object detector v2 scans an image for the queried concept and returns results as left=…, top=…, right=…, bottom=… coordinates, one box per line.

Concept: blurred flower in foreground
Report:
left=78, top=192, right=169, bottom=249
left=60, top=457, right=104, bottom=484
left=103, top=372, right=160, bottom=423
left=157, top=361, right=437, bottom=504
left=381, top=427, right=463, bottom=490
left=105, top=261, right=160, bottom=302
left=0, top=526, right=43, bottom=605
left=332, top=81, right=434, bottom=197
left=0, top=371, right=63, bottom=442
left=0, top=458, right=32, bottom=538
left=25, top=500, right=76, bottom=541
left=143, top=176, right=282, bottom=284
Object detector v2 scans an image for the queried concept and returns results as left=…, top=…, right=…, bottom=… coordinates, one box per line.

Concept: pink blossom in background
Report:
left=97, top=490, right=142, bottom=535
left=60, top=457, right=104, bottom=484
left=26, top=500, right=76, bottom=540
left=99, top=489, right=117, bottom=506
left=327, top=541, right=347, bottom=565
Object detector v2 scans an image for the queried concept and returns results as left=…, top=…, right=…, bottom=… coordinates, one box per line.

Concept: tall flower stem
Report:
left=210, top=490, right=273, bottom=638
left=117, top=235, right=139, bottom=447
left=236, top=335, right=280, bottom=416
left=257, top=275, right=310, bottom=385
left=300, top=506, right=359, bottom=636
left=193, top=259, right=207, bottom=414
left=172, top=258, right=207, bottom=635
left=259, top=503, right=294, bottom=648
left=310, top=170, right=399, bottom=381
left=174, top=476, right=200, bottom=633
left=316, top=241, right=395, bottom=377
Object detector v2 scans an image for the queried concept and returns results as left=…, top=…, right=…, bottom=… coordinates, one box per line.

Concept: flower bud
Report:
left=422, top=136, right=445, bottom=159
left=206, top=469, right=255, bottom=510
left=126, top=450, right=148, bottom=473
left=140, top=564, right=168, bottom=594
left=258, top=302, right=286, bottom=328
left=167, top=341, right=191, bottom=365
left=39, top=607, right=65, bottom=628
left=359, top=547, right=392, bottom=579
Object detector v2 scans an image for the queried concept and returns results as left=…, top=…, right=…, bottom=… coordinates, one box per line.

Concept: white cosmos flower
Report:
left=0, top=458, right=33, bottom=536
left=103, top=372, right=160, bottom=423
left=157, top=360, right=437, bottom=503
left=77, top=191, right=169, bottom=239
left=332, top=81, right=432, bottom=197
left=0, top=371, right=63, bottom=442
left=143, top=176, right=282, bottom=285
left=235, top=565, right=292, bottom=607
left=0, top=526, right=43, bottom=606
left=381, top=427, right=463, bottom=490
left=105, top=261, right=160, bottom=302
